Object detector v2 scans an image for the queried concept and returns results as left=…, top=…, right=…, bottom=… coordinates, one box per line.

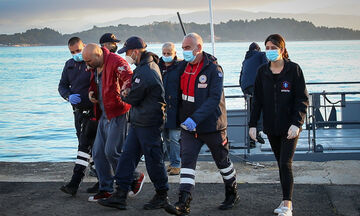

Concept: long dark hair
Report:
left=265, top=34, right=289, bottom=60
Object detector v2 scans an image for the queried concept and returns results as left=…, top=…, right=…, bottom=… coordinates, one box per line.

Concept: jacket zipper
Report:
left=185, top=65, right=193, bottom=101
left=273, top=81, right=279, bottom=133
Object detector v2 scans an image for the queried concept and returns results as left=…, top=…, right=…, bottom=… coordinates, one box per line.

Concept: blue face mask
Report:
left=183, top=50, right=196, bottom=62
left=72, top=52, right=83, bottom=62
left=265, top=49, right=280, bottom=62
left=162, top=55, right=173, bottom=63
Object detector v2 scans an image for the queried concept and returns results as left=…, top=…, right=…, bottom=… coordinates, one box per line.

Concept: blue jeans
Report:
left=92, top=114, right=126, bottom=192
left=115, top=125, right=169, bottom=192
left=162, top=128, right=181, bottom=168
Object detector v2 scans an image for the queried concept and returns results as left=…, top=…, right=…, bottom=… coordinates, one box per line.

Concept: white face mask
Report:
left=125, top=52, right=136, bottom=65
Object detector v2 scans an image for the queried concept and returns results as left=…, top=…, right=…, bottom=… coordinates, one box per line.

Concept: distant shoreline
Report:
left=1, top=39, right=360, bottom=48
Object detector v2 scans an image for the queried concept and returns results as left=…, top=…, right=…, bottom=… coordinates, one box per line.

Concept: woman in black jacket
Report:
left=249, top=34, right=309, bottom=216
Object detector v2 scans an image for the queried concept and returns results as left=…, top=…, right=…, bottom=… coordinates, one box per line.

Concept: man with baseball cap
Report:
left=98, top=36, right=169, bottom=211
left=99, top=33, right=120, bottom=53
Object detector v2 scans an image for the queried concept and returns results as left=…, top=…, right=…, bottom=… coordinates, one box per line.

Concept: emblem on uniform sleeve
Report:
left=199, top=75, right=207, bottom=83
left=281, top=81, right=291, bottom=92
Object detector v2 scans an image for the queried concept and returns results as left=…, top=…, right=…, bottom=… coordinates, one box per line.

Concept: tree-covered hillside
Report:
left=1, top=18, right=360, bottom=46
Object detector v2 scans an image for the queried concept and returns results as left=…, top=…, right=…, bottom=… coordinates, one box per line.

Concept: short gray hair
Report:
left=184, top=33, right=203, bottom=47
left=162, top=42, right=176, bottom=51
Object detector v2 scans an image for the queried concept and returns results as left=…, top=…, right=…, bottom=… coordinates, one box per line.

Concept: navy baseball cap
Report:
left=117, top=36, right=147, bottom=54
left=99, top=33, right=120, bottom=44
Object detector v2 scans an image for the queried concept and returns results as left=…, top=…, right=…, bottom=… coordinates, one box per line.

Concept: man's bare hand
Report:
left=89, top=91, right=98, bottom=103
left=121, top=88, right=131, bottom=97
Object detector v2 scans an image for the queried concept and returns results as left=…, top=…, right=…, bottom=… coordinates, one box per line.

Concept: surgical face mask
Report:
left=125, top=52, right=136, bottom=65
left=162, top=55, right=173, bottom=63
left=72, top=52, right=83, bottom=62
left=266, top=49, right=280, bottom=62
left=183, top=49, right=196, bottom=62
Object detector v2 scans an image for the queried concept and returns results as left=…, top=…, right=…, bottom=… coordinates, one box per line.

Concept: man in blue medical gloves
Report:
left=58, top=37, right=98, bottom=196
left=165, top=33, right=239, bottom=215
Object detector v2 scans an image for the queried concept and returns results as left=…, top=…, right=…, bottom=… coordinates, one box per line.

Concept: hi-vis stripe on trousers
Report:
left=179, top=129, right=236, bottom=193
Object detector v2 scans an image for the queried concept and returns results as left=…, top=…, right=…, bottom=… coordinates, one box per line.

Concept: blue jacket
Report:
left=58, top=59, right=93, bottom=110
left=159, top=56, right=186, bottom=129
left=239, top=50, right=268, bottom=92
left=122, top=51, right=166, bottom=127
left=179, top=52, right=227, bottom=133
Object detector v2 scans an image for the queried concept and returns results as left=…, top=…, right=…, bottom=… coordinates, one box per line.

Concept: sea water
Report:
left=0, top=40, right=359, bottom=161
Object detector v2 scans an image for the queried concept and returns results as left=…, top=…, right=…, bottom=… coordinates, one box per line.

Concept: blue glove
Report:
left=181, top=117, right=197, bottom=131
left=69, top=94, right=81, bottom=105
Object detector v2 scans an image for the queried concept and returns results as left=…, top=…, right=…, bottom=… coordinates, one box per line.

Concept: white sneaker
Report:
left=278, top=207, right=292, bottom=216
left=274, top=201, right=293, bottom=214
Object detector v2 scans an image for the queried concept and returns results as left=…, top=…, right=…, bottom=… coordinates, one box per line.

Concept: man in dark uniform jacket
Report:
left=58, top=37, right=98, bottom=195
left=165, top=33, right=239, bottom=216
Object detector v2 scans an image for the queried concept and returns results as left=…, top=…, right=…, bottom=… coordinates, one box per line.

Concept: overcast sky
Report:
left=0, top=0, right=359, bottom=34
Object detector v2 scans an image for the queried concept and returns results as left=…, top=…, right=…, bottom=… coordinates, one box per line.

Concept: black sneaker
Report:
left=143, top=190, right=169, bottom=210
left=60, top=183, right=78, bottom=196
left=86, top=182, right=99, bottom=193
left=88, top=191, right=112, bottom=202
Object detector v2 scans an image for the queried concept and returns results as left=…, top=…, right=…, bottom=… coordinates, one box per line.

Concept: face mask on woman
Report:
left=265, top=49, right=280, bottom=62
left=125, top=52, right=136, bottom=65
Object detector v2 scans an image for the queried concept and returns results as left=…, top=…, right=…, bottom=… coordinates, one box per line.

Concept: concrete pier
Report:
left=0, top=161, right=359, bottom=216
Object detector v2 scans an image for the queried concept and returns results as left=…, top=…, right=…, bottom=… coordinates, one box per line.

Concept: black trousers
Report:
left=267, top=134, right=299, bottom=201
left=71, top=109, right=98, bottom=184
left=179, top=129, right=236, bottom=193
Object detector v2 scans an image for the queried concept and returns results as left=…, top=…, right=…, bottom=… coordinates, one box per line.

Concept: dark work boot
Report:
left=164, top=191, right=192, bottom=215
left=97, top=188, right=127, bottom=210
left=60, top=182, right=79, bottom=196
left=218, top=182, right=240, bottom=210
left=143, top=189, right=170, bottom=210
left=59, top=168, right=84, bottom=196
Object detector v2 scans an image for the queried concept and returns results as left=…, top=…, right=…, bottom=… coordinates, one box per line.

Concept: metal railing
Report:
left=224, top=81, right=360, bottom=155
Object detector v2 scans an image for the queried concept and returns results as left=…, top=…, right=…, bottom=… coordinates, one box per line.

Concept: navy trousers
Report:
left=115, top=125, right=169, bottom=192
left=179, top=129, right=236, bottom=193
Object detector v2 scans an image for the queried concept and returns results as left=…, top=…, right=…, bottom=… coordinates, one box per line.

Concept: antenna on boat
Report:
left=177, top=12, right=187, bottom=36
left=208, top=0, right=215, bottom=55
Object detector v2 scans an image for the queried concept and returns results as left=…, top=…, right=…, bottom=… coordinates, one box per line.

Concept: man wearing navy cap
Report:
left=98, top=36, right=169, bottom=211
left=99, top=33, right=120, bottom=53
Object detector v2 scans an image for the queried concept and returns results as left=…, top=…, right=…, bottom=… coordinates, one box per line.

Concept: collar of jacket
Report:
left=137, top=51, right=159, bottom=66
left=101, top=46, right=111, bottom=67
left=264, top=58, right=291, bottom=79
left=197, top=51, right=219, bottom=73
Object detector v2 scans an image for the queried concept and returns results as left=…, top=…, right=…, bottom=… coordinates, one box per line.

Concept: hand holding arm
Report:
left=88, top=91, right=98, bottom=104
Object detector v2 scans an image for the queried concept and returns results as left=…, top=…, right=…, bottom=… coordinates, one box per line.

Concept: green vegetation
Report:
left=1, top=18, right=360, bottom=46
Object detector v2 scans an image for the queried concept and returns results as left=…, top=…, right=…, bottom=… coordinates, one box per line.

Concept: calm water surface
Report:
left=0, top=40, right=359, bottom=161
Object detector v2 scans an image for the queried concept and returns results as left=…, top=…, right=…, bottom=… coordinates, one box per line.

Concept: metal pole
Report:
left=208, top=0, right=215, bottom=55
left=177, top=12, right=187, bottom=36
